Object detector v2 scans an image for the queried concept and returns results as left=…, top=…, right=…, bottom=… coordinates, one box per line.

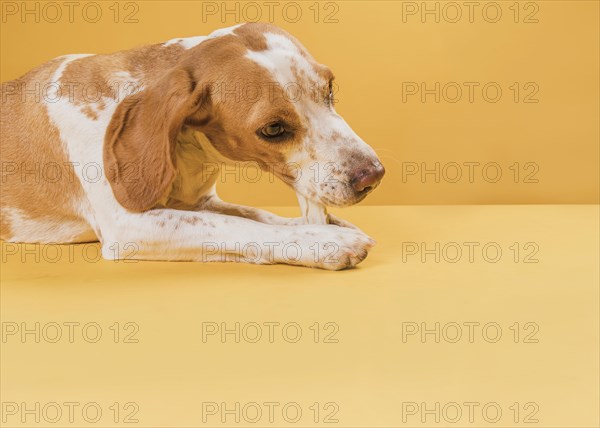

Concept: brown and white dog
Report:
left=0, top=23, right=384, bottom=270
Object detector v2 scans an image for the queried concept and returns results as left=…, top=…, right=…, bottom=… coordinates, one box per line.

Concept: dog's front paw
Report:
left=322, top=228, right=375, bottom=270
left=293, top=225, right=375, bottom=270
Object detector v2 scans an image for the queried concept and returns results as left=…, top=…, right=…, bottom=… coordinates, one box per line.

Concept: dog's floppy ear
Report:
left=104, top=67, right=207, bottom=212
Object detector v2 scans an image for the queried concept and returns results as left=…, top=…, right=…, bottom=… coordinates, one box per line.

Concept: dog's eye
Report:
left=261, top=123, right=286, bottom=138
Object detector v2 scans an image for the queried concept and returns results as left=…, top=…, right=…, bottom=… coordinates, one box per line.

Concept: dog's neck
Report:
left=156, top=128, right=222, bottom=209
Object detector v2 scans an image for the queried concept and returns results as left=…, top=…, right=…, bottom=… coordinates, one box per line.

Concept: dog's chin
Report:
left=294, top=180, right=378, bottom=208
left=316, top=188, right=372, bottom=208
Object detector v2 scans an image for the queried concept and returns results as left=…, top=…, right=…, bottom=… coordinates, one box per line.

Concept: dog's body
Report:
left=1, top=23, right=384, bottom=269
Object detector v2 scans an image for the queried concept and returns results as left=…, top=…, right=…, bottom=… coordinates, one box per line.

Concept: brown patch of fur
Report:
left=0, top=58, right=87, bottom=240
left=181, top=216, right=200, bottom=226
left=81, top=105, right=98, bottom=120
left=0, top=213, right=11, bottom=239
left=60, top=43, right=186, bottom=109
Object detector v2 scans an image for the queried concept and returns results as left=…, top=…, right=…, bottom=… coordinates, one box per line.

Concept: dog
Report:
left=0, top=23, right=385, bottom=270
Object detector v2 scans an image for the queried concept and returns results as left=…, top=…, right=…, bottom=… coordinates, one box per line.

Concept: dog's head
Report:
left=105, top=23, right=384, bottom=211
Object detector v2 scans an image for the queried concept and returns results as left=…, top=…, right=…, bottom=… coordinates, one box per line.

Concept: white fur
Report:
left=2, top=207, right=96, bottom=243
left=163, top=24, right=243, bottom=49
left=208, top=23, right=244, bottom=39
left=297, top=194, right=328, bottom=225
left=163, top=36, right=208, bottom=49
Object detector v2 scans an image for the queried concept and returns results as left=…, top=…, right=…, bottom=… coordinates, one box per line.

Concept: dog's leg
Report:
left=198, top=194, right=364, bottom=231
left=198, top=196, right=304, bottom=226
left=98, top=209, right=374, bottom=270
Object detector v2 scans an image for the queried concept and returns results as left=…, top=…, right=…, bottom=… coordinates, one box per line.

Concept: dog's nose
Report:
left=350, top=163, right=385, bottom=192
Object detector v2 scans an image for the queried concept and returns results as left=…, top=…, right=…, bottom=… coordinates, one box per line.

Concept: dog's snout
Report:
left=350, top=163, right=385, bottom=192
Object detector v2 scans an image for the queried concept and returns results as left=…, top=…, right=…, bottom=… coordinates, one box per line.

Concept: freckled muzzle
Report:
left=292, top=114, right=385, bottom=208
left=313, top=156, right=385, bottom=208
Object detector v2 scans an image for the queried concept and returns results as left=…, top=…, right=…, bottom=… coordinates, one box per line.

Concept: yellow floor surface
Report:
left=1, top=205, right=599, bottom=427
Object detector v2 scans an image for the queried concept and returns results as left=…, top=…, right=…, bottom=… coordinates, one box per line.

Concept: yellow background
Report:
left=1, top=0, right=598, bottom=206
left=2, top=205, right=599, bottom=427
